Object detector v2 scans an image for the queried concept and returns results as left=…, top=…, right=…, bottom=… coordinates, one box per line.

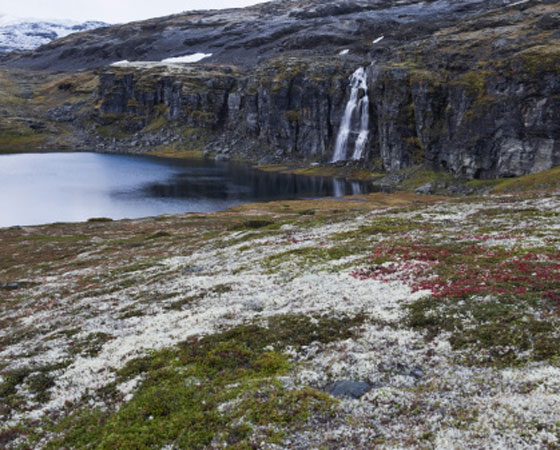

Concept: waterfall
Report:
left=331, top=67, right=370, bottom=163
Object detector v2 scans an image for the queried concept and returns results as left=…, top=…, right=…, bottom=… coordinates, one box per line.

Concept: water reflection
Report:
left=0, top=153, right=374, bottom=227
left=140, top=163, right=366, bottom=201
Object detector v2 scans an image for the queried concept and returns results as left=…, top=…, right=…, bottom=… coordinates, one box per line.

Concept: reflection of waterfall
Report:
left=331, top=67, right=370, bottom=162
left=333, top=179, right=345, bottom=197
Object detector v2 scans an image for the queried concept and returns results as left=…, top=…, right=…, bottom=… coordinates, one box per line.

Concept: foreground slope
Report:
left=1, top=191, right=559, bottom=448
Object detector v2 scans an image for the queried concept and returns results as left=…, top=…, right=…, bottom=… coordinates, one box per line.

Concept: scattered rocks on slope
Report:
left=0, top=282, right=21, bottom=290
left=325, top=380, right=375, bottom=399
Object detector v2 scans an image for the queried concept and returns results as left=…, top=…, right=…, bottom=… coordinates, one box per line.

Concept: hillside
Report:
left=1, top=2, right=560, bottom=447
left=1, top=191, right=559, bottom=448
left=0, top=0, right=558, bottom=185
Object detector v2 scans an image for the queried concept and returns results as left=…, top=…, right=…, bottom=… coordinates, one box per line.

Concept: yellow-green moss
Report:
left=493, top=166, right=560, bottom=193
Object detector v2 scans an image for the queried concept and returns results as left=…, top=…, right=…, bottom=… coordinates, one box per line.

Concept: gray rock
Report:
left=415, top=183, right=434, bottom=195
left=1, top=282, right=21, bottom=290
left=243, top=300, right=264, bottom=312
left=182, top=265, right=204, bottom=275
left=325, top=380, right=373, bottom=399
left=409, top=367, right=425, bottom=379
left=215, top=154, right=231, bottom=162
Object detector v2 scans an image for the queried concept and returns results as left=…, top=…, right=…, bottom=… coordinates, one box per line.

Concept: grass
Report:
left=493, top=166, right=560, bottom=193
left=47, top=313, right=364, bottom=448
left=146, top=147, right=205, bottom=159
left=407, top=295, right=560, bottom=367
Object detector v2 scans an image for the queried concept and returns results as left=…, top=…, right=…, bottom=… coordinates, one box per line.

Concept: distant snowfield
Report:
left=111, top=53, right=213, bottom=69
left=0, top=15, right=105, bottom=52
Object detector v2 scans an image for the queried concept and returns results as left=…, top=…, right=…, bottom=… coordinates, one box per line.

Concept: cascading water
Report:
left=331, top=67, right=370, bottom=163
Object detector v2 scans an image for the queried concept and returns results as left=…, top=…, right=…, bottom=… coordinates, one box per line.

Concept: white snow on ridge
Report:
left=0, top=15, right=106, bottom=52
left=372, top=36, right=384, bottom=44
left=111, top=53, right=213, bottom=70
left=162, top=53, right=213, bottom=63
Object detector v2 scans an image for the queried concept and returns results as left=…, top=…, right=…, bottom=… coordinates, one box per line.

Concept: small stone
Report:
left=325, top=380, right=373, bottom=399
left=415, top=183, right=434, bottom=195
left=215, top=154, right=231, bottom=162
left=1, top=282, right=21, bottom=290
left=410, top=367, right=425, bottom=379
left=243, top=300, right=264, bottom=312
left=182, top=265, right=204, bottom=275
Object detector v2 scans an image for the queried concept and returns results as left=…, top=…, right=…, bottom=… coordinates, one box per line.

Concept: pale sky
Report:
left=0, top=0, right=270, bottom=24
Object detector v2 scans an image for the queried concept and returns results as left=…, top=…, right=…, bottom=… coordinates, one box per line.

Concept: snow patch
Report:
left=162, top=53, right=212, bottom=63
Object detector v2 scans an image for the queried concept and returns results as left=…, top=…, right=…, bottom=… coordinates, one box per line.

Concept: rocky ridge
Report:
left=0, top=0, right=559, bottom=181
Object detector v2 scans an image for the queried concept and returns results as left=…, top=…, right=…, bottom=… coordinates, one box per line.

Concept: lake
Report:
left=0, top=152, right=372, bottom=227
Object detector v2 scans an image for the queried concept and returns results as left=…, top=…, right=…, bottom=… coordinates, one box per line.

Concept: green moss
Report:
left=407, top=294, right=560, bottom=367
left=69, top=332, right=113, bottom=358
left=1, top=361, right=70, bottom=414
left=455, top=70, right=492, bottom=97
left=96, top=124, right=133, bottom=139
left=48, top=313, right=362, bottom=448
left=284, top=110, right=301, bottom=122
left=144, top=116, right=167, bottom=132
left=231, top=219, right=276, bottom=230
left=0, top=367, right=31, bottom=398
left=166, top=294, right=201, bottom=311
left=264, top=245, right=362, bottom=272
left=492, top=166, right=560, bottom=193
left=27, top=372, right=56, bottom=403
left=397, top=167, right=455, bottom=191
left=0, top=131, right=48, bottom=153
left=518, top=44, right=560, bottom=77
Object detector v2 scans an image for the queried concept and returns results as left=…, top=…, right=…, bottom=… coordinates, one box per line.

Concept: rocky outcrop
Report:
left=1, top=0, right=560, bottom=180
left=91, top=59, right=354, bottom=162
left=367, top=58, right=560, bottom=178
left=91, top=45, right=560, bottom=178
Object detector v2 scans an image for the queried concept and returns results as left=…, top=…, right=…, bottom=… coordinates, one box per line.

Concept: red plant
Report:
left=352, top=240, right=560, bottom=301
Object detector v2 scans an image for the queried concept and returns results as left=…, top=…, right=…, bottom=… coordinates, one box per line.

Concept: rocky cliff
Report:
left=1, top=0, right=559, bottom=180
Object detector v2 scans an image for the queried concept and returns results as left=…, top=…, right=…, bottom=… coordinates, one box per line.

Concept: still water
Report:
left=0, top=152, right=372, bottom=227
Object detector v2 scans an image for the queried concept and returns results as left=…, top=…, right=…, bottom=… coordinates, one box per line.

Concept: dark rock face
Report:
left=92, top=59, right=352, bottom=162
left=369, top=62, right=560, bottom=178
left=92, top=47, right=560, bottom=178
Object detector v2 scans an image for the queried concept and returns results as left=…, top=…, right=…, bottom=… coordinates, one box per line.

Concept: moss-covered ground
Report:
left=1, top=190, right=559, bottom=448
